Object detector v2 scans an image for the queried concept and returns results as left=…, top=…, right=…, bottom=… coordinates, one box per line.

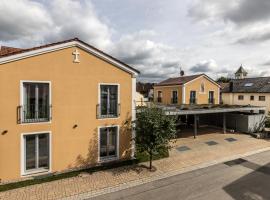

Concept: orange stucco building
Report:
left=154, top=74, right=220, bottom=105
left=0, top=38, right=139, bottom=182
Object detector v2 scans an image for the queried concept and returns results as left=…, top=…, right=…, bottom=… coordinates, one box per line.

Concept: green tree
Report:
left=135, top=107, right=176, bottom=170
left=216, top=76, right=231, bottom=83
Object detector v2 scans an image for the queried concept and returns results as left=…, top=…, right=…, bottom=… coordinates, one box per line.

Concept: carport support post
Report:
left=223, top=113, right=226, bottom=134
left=194, top=114, right=197, bottom=139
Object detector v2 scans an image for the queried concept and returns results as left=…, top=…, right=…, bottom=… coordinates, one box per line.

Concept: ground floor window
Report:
left=99, top=126, right=118, bottom=160
left=23, top=133, right=50, bottom=174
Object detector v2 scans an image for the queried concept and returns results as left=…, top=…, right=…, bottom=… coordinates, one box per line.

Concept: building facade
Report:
left=0, top=38, right=139, bottom=182
left=222, top=78, right=270, bottom=113
left=154, top=74, right=220, bottom=105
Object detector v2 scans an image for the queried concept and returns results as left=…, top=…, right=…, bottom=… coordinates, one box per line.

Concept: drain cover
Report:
left=225, top=138, right=237, bottom=142
left=224, top=158, right=247, bottom=166
left=205, top=141, right=218, bottom=146
left=176, top=146, right=191, bottom=152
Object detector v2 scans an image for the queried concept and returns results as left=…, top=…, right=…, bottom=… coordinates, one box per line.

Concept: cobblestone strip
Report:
left=60, top=147, right=270, bottom=200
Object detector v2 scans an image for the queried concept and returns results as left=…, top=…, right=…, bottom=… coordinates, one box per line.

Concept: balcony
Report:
left=18, top=104, right=52, bottom=124
left=96, top=103, right=120, bottom=119
left=171, top=98, right=178, bottom=104
left=208, top=98, right=215, bottom=104
left=189, top=98, right=197, bottom=104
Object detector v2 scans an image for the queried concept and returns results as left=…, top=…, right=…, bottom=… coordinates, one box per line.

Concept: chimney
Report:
left=229, top=81, right=234, bottom=92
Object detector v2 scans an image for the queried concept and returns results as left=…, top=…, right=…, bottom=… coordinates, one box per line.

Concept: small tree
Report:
left=135, top=107, right=176, bottom=170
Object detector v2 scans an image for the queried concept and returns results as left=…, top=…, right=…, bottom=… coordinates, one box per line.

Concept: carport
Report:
left=156, top=105, right=266, bottom=139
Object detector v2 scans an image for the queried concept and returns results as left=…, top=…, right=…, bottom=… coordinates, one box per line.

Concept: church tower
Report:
left=235, top=65, right=247, bottom=79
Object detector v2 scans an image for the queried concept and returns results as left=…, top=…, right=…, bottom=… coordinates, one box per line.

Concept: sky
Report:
left=1, top=0, right=270, bottom=82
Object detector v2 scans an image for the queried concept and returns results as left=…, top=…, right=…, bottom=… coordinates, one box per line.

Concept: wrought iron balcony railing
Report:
left=18, top=104, right=52, bottom=124
left=96, top=103, right=120, bottom=119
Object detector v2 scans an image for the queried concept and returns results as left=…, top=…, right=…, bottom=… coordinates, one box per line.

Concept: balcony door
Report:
left=100, top=84, right=119, bottom=118
left=22, top=82, right=50, bottom=123
left=190, top=91, right=196, bottom=104
left=209, top=91, right=214, bottom=104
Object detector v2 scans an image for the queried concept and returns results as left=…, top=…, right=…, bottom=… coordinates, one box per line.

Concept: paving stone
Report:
left=0, top=132, right=269, bottom=200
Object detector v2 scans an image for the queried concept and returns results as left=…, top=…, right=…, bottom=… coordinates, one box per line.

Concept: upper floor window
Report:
left=208, top=91, right=215, bottom=104
left=259, top=96, right=266, bottom=101
left=99, top=84, right=119, bottom=118
left=238, top=95, right=244, bottom=100
left=171, top=90, right=178, bottom=104
left=200, top=82, right=205, bottom=93
left=250, top=95, right=254, bottom=101
left=190, top=91, right=197, bottom=104
left=157, top=91, right=162, bottom=103
left=21, top=82, right=51, bottom=123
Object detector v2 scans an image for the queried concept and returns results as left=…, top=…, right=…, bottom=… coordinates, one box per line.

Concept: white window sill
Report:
left=22, top=168, right=50, bottom=177
left=99, top=156, right=119, bottom=163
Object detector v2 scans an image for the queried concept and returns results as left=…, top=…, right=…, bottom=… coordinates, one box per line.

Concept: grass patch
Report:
left=0, top=159, right=137, bottom=192
left=136, top=147, right=169, bottom=163
left=0, top=148, right=169, bottom=192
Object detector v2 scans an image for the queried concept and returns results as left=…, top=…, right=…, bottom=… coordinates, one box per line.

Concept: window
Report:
left=250, top=95, right=254, bottom=101
left=190, top=91, right=196, bottom=104
left=100, top=85, right=119, bottom=118
left=208, top=91, right=215, bottom=104
left=22, top=82, right=50, bottom=123
left=99, top=126, right=118, bottom=160
left=259, top=96, right=266, bottom=101
left=23, top=133, right=50, bottom=174
left=200, top=82, right=205, bottom=93
left=157, top=91, right=162, bottom=103
left=238, top=95, right=244, bottom=100
left=171, top=90, right=178, bottom=104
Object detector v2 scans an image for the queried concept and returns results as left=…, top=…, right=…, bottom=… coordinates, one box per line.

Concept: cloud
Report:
left=0, top=0, right=52, bottom=43
left=235, top=31, right=270, bottom=44
left=188, top=0, right=270, bottom=26
left=110, top=31, right=181, bottom=81
left=0, top=0, right=112, bottom=49
left=190, top=59, right=218, bottom=73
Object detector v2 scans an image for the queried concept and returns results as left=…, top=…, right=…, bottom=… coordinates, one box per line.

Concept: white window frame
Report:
left=20, top=80, right=52, bottom=124
left=20, top=131, right=52, bottom=176
left=98, top=83, right=120, bottom=119
left=97, top=125, right=120, bottom=163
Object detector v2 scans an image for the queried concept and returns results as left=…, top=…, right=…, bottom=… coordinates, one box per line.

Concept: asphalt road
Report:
left=91, top=150, right=270, bottom=200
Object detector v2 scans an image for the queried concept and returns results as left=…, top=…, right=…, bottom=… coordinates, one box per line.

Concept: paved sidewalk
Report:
left=0, top=132, right=269, bottom=200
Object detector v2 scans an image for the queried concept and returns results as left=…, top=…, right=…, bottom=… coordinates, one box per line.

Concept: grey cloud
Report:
left=236, top=31, right=270, bottom=44
left=226, top=0, right=270, bottom=26
left=190, top=64, right=211, bottom=73
left=0, top=0, right=112, bottom=49
left=188, top=0, right=270, bottom=26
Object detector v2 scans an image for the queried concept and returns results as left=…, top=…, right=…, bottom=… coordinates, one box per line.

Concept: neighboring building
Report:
left=154, top=74, right=220, bottom=105
left=136, top=82, right=154, bottom=99
left=221, top=77, right=270, bottom=113
left=0, top=38, right=139, bottom=182
left=135, top=92, right=146, bottom=106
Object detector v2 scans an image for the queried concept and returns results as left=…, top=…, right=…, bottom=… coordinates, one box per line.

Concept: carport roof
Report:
left=154, top=104, right=266, bottom=115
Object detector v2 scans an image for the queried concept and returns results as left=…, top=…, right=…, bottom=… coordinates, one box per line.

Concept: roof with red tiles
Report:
left=155, top=74, right=204, bottom=86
